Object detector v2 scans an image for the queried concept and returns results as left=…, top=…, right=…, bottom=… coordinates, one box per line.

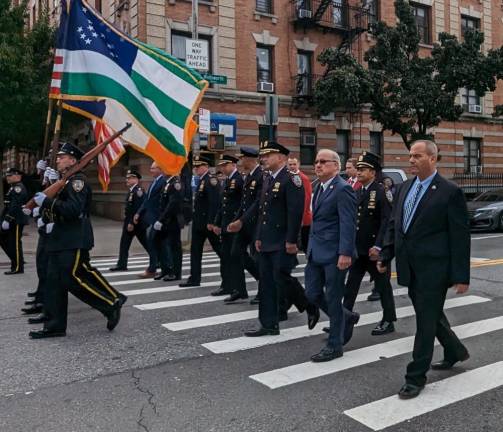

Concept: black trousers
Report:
left=116, top=223, right=148, bottom=269
left=188, top=225, right=221, bottom=284
left=160, top=227, right=182, bottom=278
left=0, top=223, right=24, bottom=272
left=299, top=225, right=310, bottom=253
left=44, top=249, right=121, bottom=332
left=405, top=268, right=468, bottom=387
left=34, top=235, right=49, bottom=305
left=146, top=226, right=172, bottom=274
left=344, top=255, right=397, bottom=323
left=232, top=228, right=260, bottom=282
left=221, top=232, right=246, bottom=296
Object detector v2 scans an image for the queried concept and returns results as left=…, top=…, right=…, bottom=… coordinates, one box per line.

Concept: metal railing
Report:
left=293, top=73, right=322, bottom=98
left=452, top=171, right=503, bottom=196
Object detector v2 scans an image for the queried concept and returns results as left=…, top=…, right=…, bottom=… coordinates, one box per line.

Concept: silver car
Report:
left=467, top=189, right=503, bottom=231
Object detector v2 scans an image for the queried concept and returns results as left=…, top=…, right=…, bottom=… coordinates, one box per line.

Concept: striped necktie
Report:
left=402, top=182, right=423, bottom=232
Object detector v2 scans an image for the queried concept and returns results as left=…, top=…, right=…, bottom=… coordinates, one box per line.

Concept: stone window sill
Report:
left=254, top=10, right=278, bottom=24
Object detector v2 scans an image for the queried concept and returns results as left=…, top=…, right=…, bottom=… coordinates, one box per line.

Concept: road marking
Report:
left=470, top=257, right=491, bottom=262
left=101, top=260, right=223, bottom=277
left=162, top=288, right=409, bottom=331
left=201, top=296, right=490, bottom=354
left=89, top=252, right=218, bottom=265
left=471, top=258, right=503, bottom=268
left=472, top=234, right=503, bottom=241
left=94, top=257, right=220, bottom=270
left=344, top=360, right=503, bottom=431
left=250, top=316, right=503, bottom=389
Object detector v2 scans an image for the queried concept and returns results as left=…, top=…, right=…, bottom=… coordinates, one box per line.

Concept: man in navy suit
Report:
left=304, top=149, right=360, bottom=362
left=134, top=161, right=166, bottom=278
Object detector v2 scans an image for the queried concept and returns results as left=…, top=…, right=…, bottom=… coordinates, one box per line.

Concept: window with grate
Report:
left=256, top=0, right=273, bottom=14
left=296, top=51, right=313, bottom=96
left=256, top=45, right=273, bottom=83
left=463, top=138, right=482, bottom=173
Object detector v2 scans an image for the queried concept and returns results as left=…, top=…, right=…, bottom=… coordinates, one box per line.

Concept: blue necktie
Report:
left=403, top=182, right=423, bottom=232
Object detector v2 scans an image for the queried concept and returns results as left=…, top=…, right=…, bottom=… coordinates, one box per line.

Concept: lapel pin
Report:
left=330, top=185, right=334, bottom=189
left=432, top=185, right=437, bottom=190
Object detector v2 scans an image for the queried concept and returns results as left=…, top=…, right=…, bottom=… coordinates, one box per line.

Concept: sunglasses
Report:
left=314, top=159, right=336, bottom=165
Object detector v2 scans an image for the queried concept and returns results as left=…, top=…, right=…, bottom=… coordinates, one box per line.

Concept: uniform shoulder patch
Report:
left=14, top=185, right=22, bottom=193
left=174, top=182, right=182, bottom=191
left=137, top=189, right=143, bottom=197
left=291, top=174, right=302, bottom=188
left=210, top=177, right=218, bottom=186
left=72, top=179, right=85, bottom=192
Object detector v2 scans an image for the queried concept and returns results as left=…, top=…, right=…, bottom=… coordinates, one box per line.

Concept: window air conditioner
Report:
left=257, top=81, right=274, bottom=93
left=468, top=104, right=482, bottom=113
left=298, top=9, right=312, bottom=18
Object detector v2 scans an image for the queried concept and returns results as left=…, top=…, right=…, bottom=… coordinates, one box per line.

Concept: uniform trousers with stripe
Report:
left=44, top=249, right=121, bottom=332
left=0, top=224, right=24, bottom=272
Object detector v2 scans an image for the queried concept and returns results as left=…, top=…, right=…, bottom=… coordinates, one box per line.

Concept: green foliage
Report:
left=0, top=0, right=55, bottom=153
left=314, top=0, right=503, bottom=148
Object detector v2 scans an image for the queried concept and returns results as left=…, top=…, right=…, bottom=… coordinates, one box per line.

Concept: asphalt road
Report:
left=1, top=232, right=502, bottom=432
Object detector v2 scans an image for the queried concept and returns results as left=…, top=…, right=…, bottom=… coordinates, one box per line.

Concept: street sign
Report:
left=199, top=108, right=211, bottom=134
left=201, top=73, right=228, bottom=85
left=185, top=39, right=209, bottom=71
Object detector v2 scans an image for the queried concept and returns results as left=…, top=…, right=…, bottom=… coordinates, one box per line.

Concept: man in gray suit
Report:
left=304, top=149, right=360, bottom=362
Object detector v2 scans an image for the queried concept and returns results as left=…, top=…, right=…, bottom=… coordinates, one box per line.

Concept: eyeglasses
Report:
left=314, top=159, right=336, bottom=165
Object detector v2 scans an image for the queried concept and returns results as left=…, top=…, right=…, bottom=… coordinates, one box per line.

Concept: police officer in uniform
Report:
left=343, top=151, right=397, bottom=335
left=0, top=168, right=28, bottom=274
left=29, top=143, right=126, bottom=339
left=152, top=174, right=184, bottom=281
left=245, top=141, right=318, bottom=336
left=109, top=169, right=148, bottom=271
left=180, top=154, right=221, bottom=287
left=227, top=147, right=262, bottom=303
left=212, top=154, right=245, bottom=299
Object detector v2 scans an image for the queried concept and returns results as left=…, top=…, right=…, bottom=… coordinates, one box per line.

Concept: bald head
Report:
left=409, top=140, right=438, bottom=180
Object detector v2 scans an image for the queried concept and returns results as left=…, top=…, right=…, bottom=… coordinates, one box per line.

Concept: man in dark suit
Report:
left=109, top=169, right=147, bottom=271
left=304, top=149, right=359, bottom=362
left=378, top=140, right=470, bottom=399
left=134, top=161, right=166, bottom=278
left=244, top=141, right=318, bottom=337
left=344, top=151, right=397, bottom=336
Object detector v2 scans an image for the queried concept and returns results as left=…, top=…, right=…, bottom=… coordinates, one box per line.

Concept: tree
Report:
left=314, top=0, right=503, bottom=148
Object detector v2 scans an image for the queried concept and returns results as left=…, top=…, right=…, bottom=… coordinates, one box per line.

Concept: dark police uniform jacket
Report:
left=356, top=181, right=391, bottom=257
left=256, top=166, right=304, bottom=252
left=124, top=184, right=145, bottom=226
left=214, top=170, right=244, bottom=232
left=2, top=182, right=29, bottom=225
left=41, top=172, right=94, bottom=252
left=192, top=171, right=220, bottom=231
left=158, top=176, right=184, bottom=231
left=234, top=165, right=263, bottom=233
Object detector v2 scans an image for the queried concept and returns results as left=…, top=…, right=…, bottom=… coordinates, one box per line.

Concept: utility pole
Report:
left=192, top=0, right=198, bottom=39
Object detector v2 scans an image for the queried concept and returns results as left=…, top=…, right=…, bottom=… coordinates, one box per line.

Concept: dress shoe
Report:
left=431, top=352, right=470, bottom=370
left=163, top=274, right=180, bottom=282
left=307, top=305, right=320, bottom=330
left=179, top=280, right=200, bottom=287
left=109, top=266, right=127, bottom=272
left=153, top=272, right=168, bottom=281
left=27, top=291, right=37, bottom=298
left=367, top=291, right=381, bottom=301
left=244, top=327, right=279, bottom=337
left=371, top=321, right=395, bottom=336
left=311, top=346, right=343, bottom=362
left=21, top=305, right=43, bottom=315
left=322, top=326, right=329, bottom=334
left=224, top=292, right=248, bottom=303
left=28, top=314, right=48, bottom=325
left=117, top=294, right=128, bottom=307
left=29, top=329, right=66, bottom=339
left=5, top=270, right=24, bottom=275
left=211, top=288, right=229, bottom=296
left=343, top=312, right=360, bottom=345
left=25, top=300, right=36, bottom=306
left=106, top=302, right=122, bottom=331
left=138, top=271, right=156, bottom=279
left=249, top=296, right=260, bottom=305
left=398, top=383, right=424, bottom=399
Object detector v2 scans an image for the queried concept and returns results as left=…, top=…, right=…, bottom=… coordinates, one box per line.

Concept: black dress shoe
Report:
left=398, top=383, right=424, bottom=399
left=29, top=329, right=66, bottom=339
left=21, top=305, right=43, bottom=315
left=5, top=270, right=24, bottom=275
left=179, top=280, right=200, bottom=287
left=343, top=312, right=360, bottom=345
left=109, top=266, right=127, bottom=272
left=322, top=326, right=329, bottom=334
left=117, top=294, right=128, bottom=307
left=27, top=291, right=37, bottom=298
left=25, top=300, right=36, bottom=306
left=163, top=274, right=179, bottom=282
left=28, top=314, right=48, bottom=325
left=371, top=321, right=395, bottom=336
left=311, top=346, right=343, bottom=362
left=106, top=303, right=122, bottom=331
left=244, top=327, right=279, bottom=337
left=307, top=305, right=320, bottom=330
left=211, top=288, right=229, bottom=296
left=431, top=352, right=470, bottom=370
left=367, top=291, right=381, bottom=301
left=224, top=292, right=248, bottom=303
left=153, top=273, right=168, bottom=281
left=249, top=296, right=260, bottom=305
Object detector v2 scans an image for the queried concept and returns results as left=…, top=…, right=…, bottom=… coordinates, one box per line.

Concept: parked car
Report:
left=467, top=189, right=503, bottom=231
left=381, top=168, right=408, bottom=185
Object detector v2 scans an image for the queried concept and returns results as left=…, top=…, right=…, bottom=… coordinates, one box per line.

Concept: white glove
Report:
left=153, top=221, right=163, bottom=231
left=22, top=206, right=32, bottom=216
left=1, top=221, right=10, bottom=230
left=34, top=192, right=47, bottom=206
left=36, top=160, right=47, bottom=171
left=46, top=168, right=60, bottom=181
left=32, top=207, right=40, bottom=218
left=45, top=223, right=54, bottom=234
left=37, top=218, right=45, bottom=228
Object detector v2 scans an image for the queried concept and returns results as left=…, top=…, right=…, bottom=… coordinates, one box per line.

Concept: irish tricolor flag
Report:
left=50, top=0, right=208, bottom=174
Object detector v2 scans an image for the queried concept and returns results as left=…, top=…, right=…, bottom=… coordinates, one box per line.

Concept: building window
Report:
left=300, top=128, right=317, bottom=165
left=461, top=88, right=481, bottom=113
left=332, top=0, right=345, bottom=26
left=259, top=124, right=277, bottom=147
left=171, top=31, right=212, bottom=73
left=256, top=0, right=273, bottom=14
left=296, top=51, right=313, bottom=96
left=411, top=3, right=431, bottom=44
left=461, top=15, right=480, bottom=38
left=336, top=130, right=350, bottom=168
left=364, top=0, right=379, bottom=24
left=370, top=132, right=383, bottom=158
left=256, top=45, right=273, bottom=83
left=463, top=138, right=482, bottom=173
left=95, top=0, right=102, bottom=13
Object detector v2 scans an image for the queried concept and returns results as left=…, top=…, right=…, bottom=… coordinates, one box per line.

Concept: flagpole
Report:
left=50, top=99, right=63, bottom=167
left=42, top=98, right=55, bottom=159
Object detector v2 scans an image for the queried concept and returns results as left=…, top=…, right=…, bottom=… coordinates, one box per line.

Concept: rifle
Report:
left=25, top=123, right=132, bottom=211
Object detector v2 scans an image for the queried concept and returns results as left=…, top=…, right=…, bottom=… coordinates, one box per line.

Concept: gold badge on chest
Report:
left=250, top=180, right=256, bottom=190
left=272, top=182, right=281, bottom=192
left=368, top=190, right=376, bottom=209
left=230, top=179, right=236, bottom=189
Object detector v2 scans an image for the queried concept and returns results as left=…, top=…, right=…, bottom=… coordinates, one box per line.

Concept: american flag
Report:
left=93, top=120, right=126, bottom=191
